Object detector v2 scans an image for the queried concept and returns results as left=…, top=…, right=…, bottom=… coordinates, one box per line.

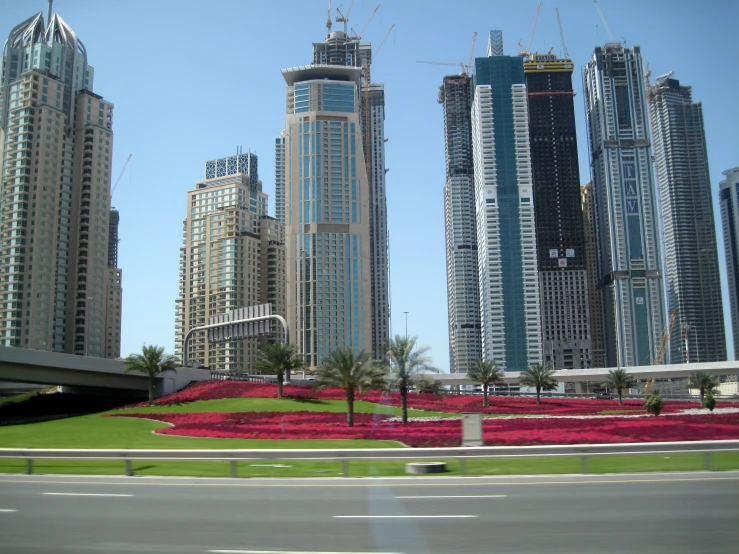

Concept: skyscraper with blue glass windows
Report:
left=472, top=31, right=542, bottom=372
left=583, top=43, right=664, bottom=367
left=281, top=64, right=372, bottom=368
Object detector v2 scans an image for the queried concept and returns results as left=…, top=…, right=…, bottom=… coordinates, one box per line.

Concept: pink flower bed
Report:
left=133, top=380, right=696, bottom=415
left=113, top=411, right=739, bottom=448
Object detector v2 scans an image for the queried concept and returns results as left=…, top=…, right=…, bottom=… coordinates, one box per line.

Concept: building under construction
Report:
left=524, top=53, right=592, bottom=369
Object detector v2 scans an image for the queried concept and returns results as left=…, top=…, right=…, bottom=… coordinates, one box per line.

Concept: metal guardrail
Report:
left=1, top=440, right=738, bottom=478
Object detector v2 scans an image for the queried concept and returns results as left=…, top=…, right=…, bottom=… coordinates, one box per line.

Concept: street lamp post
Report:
left=403, top=311, right=409, bottom=340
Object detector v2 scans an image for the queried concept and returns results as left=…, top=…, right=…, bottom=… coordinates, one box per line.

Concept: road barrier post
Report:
left=124, top=459, right=133, bottom=476
left=25, top=458, right=33, bottom=475
left=581, top=455, right=589, bottom=474
left=341, top=459, right=349, bottom=477
left=704, top=452, right=712, bottom=471
left=230, top=460, right=238, bottom=478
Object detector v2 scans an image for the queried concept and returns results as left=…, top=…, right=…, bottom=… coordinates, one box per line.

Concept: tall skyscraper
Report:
left=583, top=43, right=664, bottom=367
left=472, top=31, right=542, bottom=372
left=312, top=30, right=389, bottom=360
left=524, top=54, right=592, bottom=369
left=581, top=182, right=606, bottom=368
left=276, top=27, right=389, bottom=365
left=0, top=10, right=121, bottom=357
left=174, top=153, right=285, bottom=371
left=719, top=168, right=739, bottom=360
left=648, top=76, right=725, bottom=363
left=281, top=62, right=372, bottom=368
left=440, top=73, right=482, bottom=374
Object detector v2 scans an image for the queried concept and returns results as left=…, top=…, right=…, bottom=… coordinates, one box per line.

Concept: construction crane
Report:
left=326, top=0, right=333, bottom=33
left=466, top=31, right=478, bottom=73
left=110, top=153, right=132, bottom=206
left=519, top=2, right=542, bottom=58
left=555, top=7, right=570, bottom=60
left=644, top=309, right=678, bottom=395
left=335, top=0, right=355, bottom=34
left=594, top=0, right=615, bottom=42
left=372, top=24, right=394, bottom=63
left=416, top=31, right=478, bottom=76
left=350, top=4, right=380, bottom=41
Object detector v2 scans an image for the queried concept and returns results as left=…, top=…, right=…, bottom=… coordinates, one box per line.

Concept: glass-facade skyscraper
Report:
left=281, top=63, right=373, bottom=368
left=649, top=76, right=725, bottom=363
left=583, top=43, right=664, bottom=367
left=472, top=31, right=542, bottom=371
left=440, top=73, right=482, bottom=374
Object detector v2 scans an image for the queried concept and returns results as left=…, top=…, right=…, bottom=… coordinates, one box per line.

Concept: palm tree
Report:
left=603, top=368, right=637, bottom=405
left=123, top=345, right=179, bottom=405
left=687, top=370, right=719, bottom=403
left=253, top=342, right=305, bottom=398
left=467, top=359, right=504, bottom=407
left=385, top=335, right=437, bottom=423
left=312, top=347, right=386, bottom=426
left=519, top=364, right=558, bottom=405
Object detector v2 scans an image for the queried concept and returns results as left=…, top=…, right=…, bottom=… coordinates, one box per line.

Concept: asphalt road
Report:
left=1, top=471, right=738, bottom=554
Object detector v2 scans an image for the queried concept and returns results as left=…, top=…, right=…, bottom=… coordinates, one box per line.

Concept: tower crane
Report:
left=110, top=153, right=132, bottom=207
left=335, top=0, right=355, bottom=34
left=519, top=2, right=542, bottom=58
left=350, top=4, right=380, bottom=41
left=416, top=31, right=478, bottom=76
left=555, top=7, right=570, bottom=60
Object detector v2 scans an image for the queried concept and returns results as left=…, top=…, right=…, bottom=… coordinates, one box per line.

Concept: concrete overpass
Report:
left=0, top=346, right=209, bottom=398
left=431, top=360, right=739, bottom=390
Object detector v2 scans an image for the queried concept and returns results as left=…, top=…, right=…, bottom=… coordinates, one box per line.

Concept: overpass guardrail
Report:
left=1, top=440, right=738, bottom=478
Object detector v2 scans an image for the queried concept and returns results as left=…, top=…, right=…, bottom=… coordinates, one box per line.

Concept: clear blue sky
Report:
left=3, top=0, right=738, bottom=369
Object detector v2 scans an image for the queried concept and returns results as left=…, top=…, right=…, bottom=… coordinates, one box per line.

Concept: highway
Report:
left=0, top=472, right=738, bottom=553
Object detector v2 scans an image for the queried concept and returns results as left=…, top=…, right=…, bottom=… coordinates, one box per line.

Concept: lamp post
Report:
left=403, top=311, right=409, bottom=340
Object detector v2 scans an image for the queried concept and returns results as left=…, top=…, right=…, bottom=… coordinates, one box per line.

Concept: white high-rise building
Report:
left=719, top=168, right=739, bottom=360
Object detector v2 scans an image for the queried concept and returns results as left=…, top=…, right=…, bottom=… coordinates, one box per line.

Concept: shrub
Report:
left=703, top=392, right=716, bottom=412
left=645, top=392, right=663, bottom=416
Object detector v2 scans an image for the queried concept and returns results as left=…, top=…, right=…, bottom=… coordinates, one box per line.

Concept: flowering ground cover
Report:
left=137, top=380, right=697, bottom=415
left=113, top=410, right=739, bottom=448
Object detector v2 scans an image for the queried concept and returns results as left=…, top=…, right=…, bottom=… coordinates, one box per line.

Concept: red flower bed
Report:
left=135, top=380, right=696, bottom=415
left=113, top=411, right=739, bottom=448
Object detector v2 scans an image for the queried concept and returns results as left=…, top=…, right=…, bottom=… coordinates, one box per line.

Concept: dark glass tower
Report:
left=440, top=74, right=481, bottom=373
left=524, top=54, right=592, bottom=368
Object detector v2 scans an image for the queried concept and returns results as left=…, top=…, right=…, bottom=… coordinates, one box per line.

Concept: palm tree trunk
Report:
left=277, top=374, right=284, bottom=398
left=347, top=387, right=355, bottom=427
left=700, top=389, right=705, bottom=403
left=482, top=385, right=488, bottom=407
left=148, top=378, right=155, bottom=405
left=536, top=386, right=541, bottom=405
left=400, top=382, right=408, bottom=424
left=618, top=389, right=623, bottom=405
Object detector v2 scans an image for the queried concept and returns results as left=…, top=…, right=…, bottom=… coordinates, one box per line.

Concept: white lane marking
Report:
left=333, top=515, right=477, bottom=519
left=0, top=509, right=17, bottom=512
left=395, top=495, right=507, bottom=499
left=208, top=551, right=406, bottom=554
left=42, top=492, right=133, bottom=497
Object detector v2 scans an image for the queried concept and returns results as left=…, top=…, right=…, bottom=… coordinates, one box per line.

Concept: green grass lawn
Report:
left=114, top=397, right=455, bottom=418
left=2, top=452, right=737, bottom=479
left=0, top=412, right=402, bottom=450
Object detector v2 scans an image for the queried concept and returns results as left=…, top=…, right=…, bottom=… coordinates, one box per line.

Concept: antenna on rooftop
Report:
left=47, top=0, right=53, bottom=23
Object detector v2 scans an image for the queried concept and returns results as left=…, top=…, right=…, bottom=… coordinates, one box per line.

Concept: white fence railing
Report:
left=1, top=440, right=738, bottom=478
